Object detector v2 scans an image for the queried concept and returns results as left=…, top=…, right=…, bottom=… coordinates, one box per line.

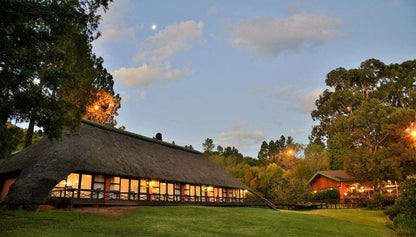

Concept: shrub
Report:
left=385, top=178, right=416, bottom=235
left=365, top=192, right=386, bottom=209
left=311, top=189, right=339, bottom=201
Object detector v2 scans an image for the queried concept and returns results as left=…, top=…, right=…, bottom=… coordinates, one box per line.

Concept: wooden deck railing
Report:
left=49, top=189, right=247, bottom=204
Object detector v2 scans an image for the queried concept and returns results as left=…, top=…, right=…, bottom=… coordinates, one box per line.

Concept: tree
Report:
left=202, top=138, right=215, bottom=154
left=1, top=0, right=113, bottom=158
left=257, top=135, right=297, bottom=164
left=155, top=133, right=162, bottom=141
left=216, top=145, right=224, bottom=153
left=185, top=144, right=194, bottom=150
left=311, top=59, right=416, bottom=183
left=83, top=88, right=121, bottom=126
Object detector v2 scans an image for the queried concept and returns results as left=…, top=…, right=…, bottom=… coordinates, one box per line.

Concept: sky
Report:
left=92, top=0, right=416, bottom=157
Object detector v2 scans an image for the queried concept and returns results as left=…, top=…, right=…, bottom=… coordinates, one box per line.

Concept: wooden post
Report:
left=180, top=184, right=185, bottom=202
left=104, top=177, right=111, bottom=200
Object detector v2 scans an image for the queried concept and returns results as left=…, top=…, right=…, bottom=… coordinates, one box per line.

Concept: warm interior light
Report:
left=94, top=105, right=100, bottom=110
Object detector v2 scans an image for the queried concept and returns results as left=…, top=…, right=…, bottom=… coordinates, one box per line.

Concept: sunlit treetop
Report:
left=83, top=88, right=121, bottom=127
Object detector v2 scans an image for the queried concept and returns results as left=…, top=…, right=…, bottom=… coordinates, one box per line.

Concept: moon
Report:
left=151, top=24, right=157, bottom=30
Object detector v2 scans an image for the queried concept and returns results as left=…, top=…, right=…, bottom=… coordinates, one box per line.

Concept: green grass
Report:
left=0, top=206, right=396, bottom=237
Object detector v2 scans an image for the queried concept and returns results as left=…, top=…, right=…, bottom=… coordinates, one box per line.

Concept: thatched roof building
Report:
left=0, top=120, right=248, bottom=205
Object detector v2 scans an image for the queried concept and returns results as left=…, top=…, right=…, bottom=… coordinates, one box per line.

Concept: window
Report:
left=80, top=174, right=92, bottom=198
left=201, top=185, right=206, bottom=202
left=140, top=179, right=148, bottom=200
left=66, top=173, right=79, bottom=198
left=130, top=179, right=139, bottom=200
left=150, top=180, right=160, bottom=200
left=184, top=184, right=190, bottom=201
left=174, top=184, right=181, bottom=201
left=207, top=186, right=214, bottom=202
left=190, top=185, right=195, bottom=201
left=50, top=180, right=66, bottom=197
left=195, top=186, right=201, bottom=201
left=160, top=182, right=166, bottom=200
left=93, top=175, right=105, bottom=199
left=110, top=177, right=120, bottom=199
left=120, top=178, right=129, bottom=200
left=214, top=188, right=219, bottom=202
left=167, top=183, right=174, bottom=201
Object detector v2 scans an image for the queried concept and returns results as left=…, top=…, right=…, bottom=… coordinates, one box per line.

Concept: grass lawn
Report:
left=0, top=206, right=395, bottom=237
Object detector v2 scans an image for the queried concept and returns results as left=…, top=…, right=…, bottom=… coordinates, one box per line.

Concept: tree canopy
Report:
left=311, top=59, right=416, bottom=184
left=83, top=88, right=121, bottom=127
left=1, top=0, right=114, bottom=158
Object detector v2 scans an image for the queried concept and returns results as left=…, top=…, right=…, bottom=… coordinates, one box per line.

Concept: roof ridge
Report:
left=81, top=119, right=202, bottom=155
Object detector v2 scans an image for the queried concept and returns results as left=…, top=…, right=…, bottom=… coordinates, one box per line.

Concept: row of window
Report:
left=50, top=173, right=247, bottom=202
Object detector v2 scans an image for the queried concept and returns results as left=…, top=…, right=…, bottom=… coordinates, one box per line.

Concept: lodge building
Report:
left=0, top=120, right=252, bottom=207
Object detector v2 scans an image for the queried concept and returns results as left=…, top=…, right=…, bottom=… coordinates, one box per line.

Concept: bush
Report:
left=365, top=192, right=386, bottom=209
left=385, top=179, right=416, bottom=235
left=311, top=189, right=339, bottom=201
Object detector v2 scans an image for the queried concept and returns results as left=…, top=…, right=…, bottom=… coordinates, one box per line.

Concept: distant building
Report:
left=308, top=170, right=374, bottom=203
left=0, top=120, right=256, bottom=207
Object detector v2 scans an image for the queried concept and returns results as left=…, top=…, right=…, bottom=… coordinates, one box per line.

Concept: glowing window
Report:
left=130, top=180, right=139, bottom=193
left=66, top=173, right=79, bottom=189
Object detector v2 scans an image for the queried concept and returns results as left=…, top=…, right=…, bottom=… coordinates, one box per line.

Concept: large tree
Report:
left=1, top=0, right=113, bottom=157
left=311, top=59, right=416, bottom=184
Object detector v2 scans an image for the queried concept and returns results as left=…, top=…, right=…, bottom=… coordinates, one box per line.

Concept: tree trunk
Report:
left=24, top=117, right=35, bottom=148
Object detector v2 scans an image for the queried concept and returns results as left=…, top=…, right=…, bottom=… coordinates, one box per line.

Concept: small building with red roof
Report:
left=308, top=170, right=373, bottom=203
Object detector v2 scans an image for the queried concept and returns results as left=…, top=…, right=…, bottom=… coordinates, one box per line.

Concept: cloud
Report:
left=115, top=20, right=203, bottom=88
left=96, top=0, right=143, bottom=43
left=274, top=86, right=323, bottom=113
left=113, top=63, right=191, bottom=87
left=134, top=20, right=204, bottom=63
left=216, top=123, right=266, bottom=150
left=99, top=26, right=140, bottom=43
left=298, top=88, right=323, bottom=113
left=228, top=13, right=342, bottom=57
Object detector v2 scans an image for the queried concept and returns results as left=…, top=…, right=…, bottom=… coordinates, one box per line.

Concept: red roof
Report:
left=308, top=170, right=356, bottom=184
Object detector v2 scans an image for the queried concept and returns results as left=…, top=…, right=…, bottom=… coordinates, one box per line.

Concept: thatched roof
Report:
left=0, top=120, right=246, bottom=204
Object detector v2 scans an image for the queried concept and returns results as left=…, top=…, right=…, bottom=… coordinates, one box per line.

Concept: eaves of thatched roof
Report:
left=0, top=120, right=247, bottom=204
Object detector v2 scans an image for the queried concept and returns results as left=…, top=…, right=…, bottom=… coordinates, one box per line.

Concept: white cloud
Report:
left=298, top=88, right=323, bottom=113
left=99, top=26, right=137, bottom=43
left=228, top=13, right=342, bottom=57
left=115, top=20, right=203, bottom=88
left=274, top=86, right=323, bottom=113
left=96, top=0, right=143, bottom=43
left=113, top=63, right=191, bottom=87
left=119, top=20, right=203, bottom=89
left=216, top=123, right=266, bottom=150
left=135, top=20, right=204, bottom=62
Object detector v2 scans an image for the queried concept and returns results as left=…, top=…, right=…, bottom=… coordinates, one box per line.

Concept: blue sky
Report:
left=92, top=0, right=416, bottom=157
